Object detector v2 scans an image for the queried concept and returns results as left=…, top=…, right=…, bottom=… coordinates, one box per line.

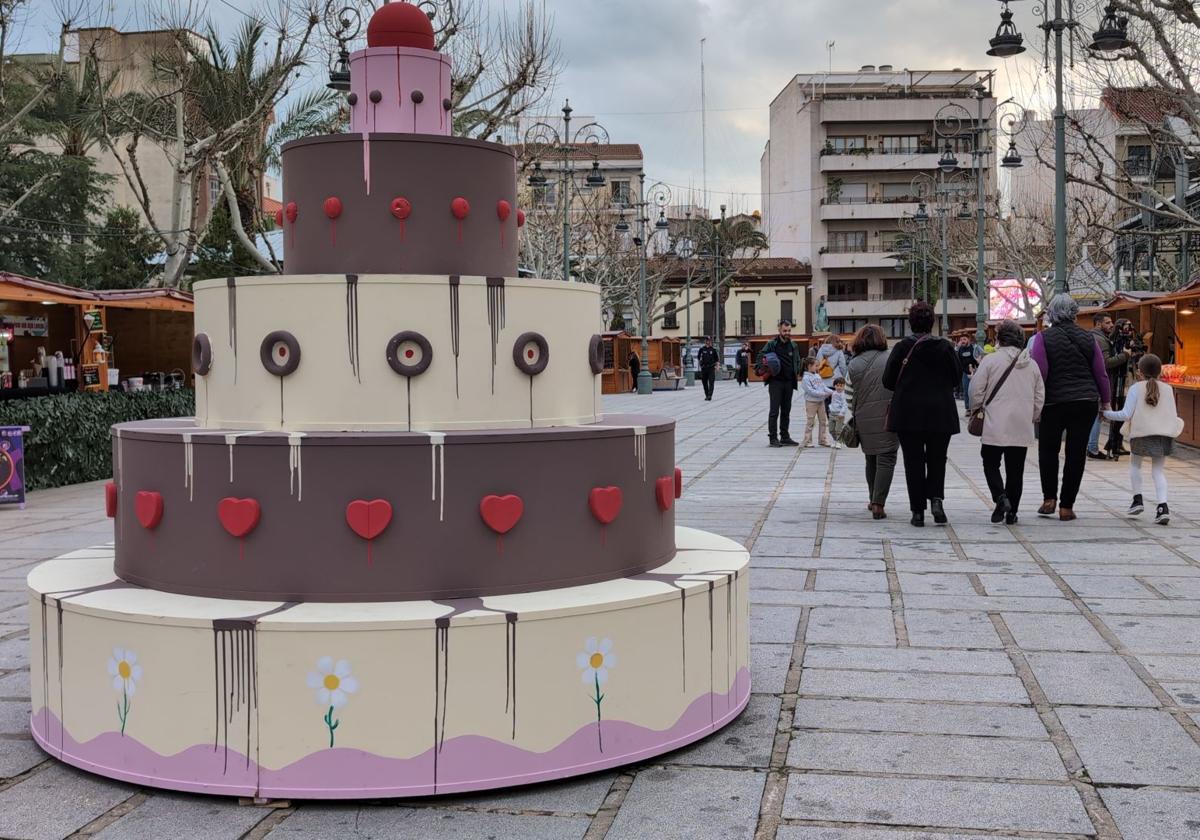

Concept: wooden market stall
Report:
left=599, top=332, right=685, bottom=395
left=0, top=273, right=193, bottom=399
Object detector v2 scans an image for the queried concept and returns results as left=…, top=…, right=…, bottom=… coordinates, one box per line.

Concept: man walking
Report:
left=697, top=337, right=720, bottom=401
left=1087, top=313, right=1129, bottom=460
left=628, top=350, right=641, bottom=393
left=758, top=319, right=802, bottom=447
left=735, top=341, right=752, bottom=386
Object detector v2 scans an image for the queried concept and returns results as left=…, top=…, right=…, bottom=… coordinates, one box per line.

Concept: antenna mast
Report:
left=700, top=37, right=708, bottom=219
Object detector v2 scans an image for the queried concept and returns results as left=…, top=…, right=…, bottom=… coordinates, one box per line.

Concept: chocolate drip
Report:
left=226, top=277, right=238, bottom=382
left=279, top=379, right=285, bottom=428
left=345, top=274, right=361, bottom=382
left=449, top=277, right=461, bottom=397
left=505, top=612, right=518, bottom=739
left=485, top=277, right=506, bottom=394
left=432, top=615, right=451, bottom=792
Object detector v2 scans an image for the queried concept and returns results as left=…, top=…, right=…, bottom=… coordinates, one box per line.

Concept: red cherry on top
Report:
left=366, top=1, right=435, bottom=50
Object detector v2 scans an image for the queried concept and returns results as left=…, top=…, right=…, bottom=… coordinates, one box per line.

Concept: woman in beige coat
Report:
left=969, top=320, right=1046, bottom=524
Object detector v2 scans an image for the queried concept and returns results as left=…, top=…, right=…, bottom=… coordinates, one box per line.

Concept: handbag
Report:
left=968, top=351, right=1021, bottom=437
left=839, top=416, right=860, bottom=448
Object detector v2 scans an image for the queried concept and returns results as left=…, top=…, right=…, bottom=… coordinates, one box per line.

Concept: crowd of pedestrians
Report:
left=750, top=294, right=1184, bottom=527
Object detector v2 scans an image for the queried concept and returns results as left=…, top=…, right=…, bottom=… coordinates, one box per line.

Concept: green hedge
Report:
left=0, top=389, right=195, bottom=491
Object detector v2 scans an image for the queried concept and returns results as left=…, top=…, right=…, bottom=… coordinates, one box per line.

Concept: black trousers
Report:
left=1106, top=377, right=1127, bottom=451
left=1038, top=399, right=1096, bottom=509
left=981, top=444, right=1027, bottom=512
left=736, top=367, right=748, bottom=385
left=768, top=380, right=794, bottom=441
left=897, top=431, right=951, bottom=512
left=700, top=368, right=716, bottom=398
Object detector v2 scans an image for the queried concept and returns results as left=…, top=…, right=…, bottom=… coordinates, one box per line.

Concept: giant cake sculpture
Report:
left=27, top=2, right=750, bottom=798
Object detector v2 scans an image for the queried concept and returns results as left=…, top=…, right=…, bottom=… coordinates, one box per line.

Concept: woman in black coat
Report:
left=882, top=301, right=961, bottom=527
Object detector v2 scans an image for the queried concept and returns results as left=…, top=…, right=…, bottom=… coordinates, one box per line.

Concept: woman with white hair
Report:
left=1028, top=294, right=1112, bottom=521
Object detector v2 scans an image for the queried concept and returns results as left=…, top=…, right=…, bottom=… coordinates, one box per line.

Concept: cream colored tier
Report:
left=192, top=275, right=604, bottom=431
left=28, top=528, right=750, bottom=798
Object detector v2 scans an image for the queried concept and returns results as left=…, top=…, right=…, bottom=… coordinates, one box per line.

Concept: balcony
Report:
left=820, top=97, right=983, bottom=124
left=819, top=151, right=985, bottom=174
left=826, top=298, right=978, bottom=318
left=820, top=198, right=921, bottom=221
left=736, top=318, right=762, bottom=336
left=819, top=244, right=902, bottom=270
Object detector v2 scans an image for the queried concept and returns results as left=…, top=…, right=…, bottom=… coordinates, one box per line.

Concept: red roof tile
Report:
left=1101, top=87, right=1182, bottom=125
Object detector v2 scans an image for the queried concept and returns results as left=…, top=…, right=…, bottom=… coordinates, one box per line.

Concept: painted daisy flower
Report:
left=306, top=657, right=358, bottom=708
left=107, top=647, right=142, bottom=695
left=576, top=637, right=617, bottom=686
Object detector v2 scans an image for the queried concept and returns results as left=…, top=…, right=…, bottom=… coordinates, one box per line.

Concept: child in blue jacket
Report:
left=801, top=357, right=834, bottom=447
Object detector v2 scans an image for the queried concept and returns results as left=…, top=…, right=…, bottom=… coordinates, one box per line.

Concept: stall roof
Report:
left=0, top=272, right=192, bottom=311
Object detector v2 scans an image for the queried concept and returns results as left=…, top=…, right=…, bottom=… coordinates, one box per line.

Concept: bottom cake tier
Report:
left=27, top=527, right=749, bottom=799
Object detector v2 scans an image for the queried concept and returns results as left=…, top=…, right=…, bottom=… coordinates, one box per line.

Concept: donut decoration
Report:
left=451, top=196, right=469, bottom=242
left=284, top=201, right=298, bottom=245
left=368, top=89, right=382, bottom=104
left=323, top=196, right=343, bottom=246
left=588, top=334, right=604, bottom=375
left=347, top=91, right=358, bottom=106
left=410, top=89, right=424, bottom=103
left=517, top=208, right=526, bottom=228
left=655, top=477, right=675, bottom=513
left=192, top=332, right=213, bottom=376
left=260, top=331, right=301, bottom=377
left=480, top=493, right=523, bottom=553
left=345, top=498, right=393, bottom=566
left=513, top=331, right=549, bottom=376
left=135, top=491, right=164, bottom=530
left=588, top=486, right=623, bottom=546
left=386, top=331, right=432, bottom=377
left=390, top=196, right=412, bottom=241
left=496, top=199, right=512, bottom=246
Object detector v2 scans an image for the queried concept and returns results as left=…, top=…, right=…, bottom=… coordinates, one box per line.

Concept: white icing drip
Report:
left=633, top=426, right=647, bottom=481
left=182, top=432, right=194, bottom=501
left=115, top=429, right=123, bottom=540
left=223, top=431, right=261, bottom=483
left=425, top=432, right=446, bottom=521
left=288, top=433, right=305, bottom=500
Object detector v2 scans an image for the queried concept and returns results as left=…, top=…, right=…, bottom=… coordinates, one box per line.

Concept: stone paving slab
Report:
left=799, top=669, right=1030, bottom=704
left=904, top=610, right=1003, bottom=649
left=782, top=774, right=1092, bottom=834
left=805, top=608, right=896, bottom=646
left=777, top=829, right=1028, bottom=840
left=801, top=645, right=1015, bottom=675
left=0, top=764, right=134, bottom=840
left=999, top=612, right=1112, bottom=651
left=792, top=698, right=1047, bottom=739
left=1098, top=787, right=1200, bottom=840
left=1025, top=651, right=1160, bottom=707
left=605, top=766, right=764, bottom=840
left=1057, top=706, right=1200, bottom=785
left=92, top=793, right=272, bottom=840
left=267, top=805, right=590, bottom=839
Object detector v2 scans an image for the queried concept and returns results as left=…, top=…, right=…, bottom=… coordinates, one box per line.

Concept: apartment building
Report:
left=761, top=66, right=997, bottom=337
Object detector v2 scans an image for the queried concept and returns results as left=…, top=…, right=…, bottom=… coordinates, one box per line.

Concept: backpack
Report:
left=756, top=352, right=781, bottom=380
left=816, top=355, right=834, bottom=379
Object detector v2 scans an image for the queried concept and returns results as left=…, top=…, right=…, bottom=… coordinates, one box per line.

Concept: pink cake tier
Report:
left=109, top=416, right=678, bottom=602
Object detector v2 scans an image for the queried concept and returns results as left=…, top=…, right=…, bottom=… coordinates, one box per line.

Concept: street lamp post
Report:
left=618, top=173, right=671, bottom=395
left=986, top=0, right=1131, bottom=295
left=681, top=210, right=696, bottom=387
left=524, top=101, right=611, bottom=283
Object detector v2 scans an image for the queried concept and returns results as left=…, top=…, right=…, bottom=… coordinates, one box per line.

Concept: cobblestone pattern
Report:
left=3, top=381, right=1200, bottom=838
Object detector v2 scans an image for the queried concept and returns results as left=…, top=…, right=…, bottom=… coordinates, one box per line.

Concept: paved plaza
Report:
left=4, top=381, right=1200, bottom=838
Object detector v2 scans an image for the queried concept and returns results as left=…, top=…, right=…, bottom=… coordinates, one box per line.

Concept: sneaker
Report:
left=832, top=441, right=842, bottom=449
left=930, top=498, right=948, bottom=525
left=1004, top=512, right=1019, bottom=525
left=1156, top=503, right=1170, bottom=525
left=991, top=494, right=1012, bottom=524
left=1086, top=449, right=1110, bottom=461
left=1128, top=494, right=1144, bottom=516
left=779, top=438, right=800, bottom=447
left=768, top=439, right=783, bottom=448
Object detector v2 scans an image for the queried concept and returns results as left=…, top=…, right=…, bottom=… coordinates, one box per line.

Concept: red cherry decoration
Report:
left=451, top=196, right=470, bottom=220
left=390, top=197, right=412, bottom=220
left=134, top=491, right=164, bottom=530
left=366, top=0, right=436, bottom=50
left=480, top=494, right=523, bottom=535
left=105, top=482, right=117, bottom=518
left=346, top=499, right=393, bottom=540
left=674, top=467, right=683, bottom=499
left=516, top=209, right=526, bottom=227
left=496, top=199, right=512, bottom=222
left=655, top=477, right=674, bottom=512
left=285, top=201, right=298, bottom=223
left=323, top=196, right=343, bottom=219
left=588, top=486, right=623, bottom=525
left=218, top=497, right=261, bottom=538
left=274, top=208, right=284, bottom=227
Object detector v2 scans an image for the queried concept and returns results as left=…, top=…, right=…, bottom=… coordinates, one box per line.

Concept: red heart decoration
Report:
left=105, top=482, right=118, bottom=518
left=655, top=477, right=674, bottom=512
left=674, top=467, right=683, bottom=499
left=285, top=201, right=298, bottom=223
left=480, top=494, right=523, bottom=535
left=588, top=486, right=623, bottom=525
left=516, top=208, right=526, bottom=227
left=218, top=497, right=261, bottom=538
left=496, top=199, right=512, bottom=222
left=346, top=499, right=393, bottom=540
left=134, top=491, right=163, bottom=530
left=450, top=196, right=470, bottom=220
left=390, top=196, right=412, bottom=220
left=274, top=208, right=284, bottom=227
left=323, top=196, right=343, bottom=219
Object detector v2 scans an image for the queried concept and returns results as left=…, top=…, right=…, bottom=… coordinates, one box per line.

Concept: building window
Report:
left=880, top=278, right=911, bottom=300
left=879, top=231, right=906, bottom=251
left=827, top=231, right=867, bottom=253
left=611, top=180, right=631, bottom=207
left=825, top=136, right=867, bottom=153
left=880, top=317, right=909, bottom=338
left=948, top=277, right=972, bottom=299
left=881, top=183, right=915, bottom=202
left=880, top=135, right=920, bottom=154
left=208, top=174, right=221, bottom=209
left=779, top=299, right=793, bottom=325
left=535, top=182, right=557, bottom=207
left=830, top=318, right=867, bottom=334
left=828, top=182, right=867, bottom=204
left=739, top=301, right=757, bottom=335
left=663, top=301, right=678, bottom=329
left=827, top=278, right=867, bottom=301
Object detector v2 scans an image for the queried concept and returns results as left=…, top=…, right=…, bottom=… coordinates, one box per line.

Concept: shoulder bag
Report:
left=968, top=351, right=1021, bottom=437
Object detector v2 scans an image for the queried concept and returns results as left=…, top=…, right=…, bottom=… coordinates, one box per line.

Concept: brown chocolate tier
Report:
left=279, top=134, right=519, bottom=277
left=111, top=416, right=678, bottom=602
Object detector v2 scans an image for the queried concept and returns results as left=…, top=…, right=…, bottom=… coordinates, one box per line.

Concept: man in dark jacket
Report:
left=628, top=351, right=640, bottom=393
left=735, top=341, right=751, bottom=386
left=697, top=337, right=720, bottom=401
left=1087, top=314, right=1129, bottom=459
left=758, top=319, right=802, bottom=447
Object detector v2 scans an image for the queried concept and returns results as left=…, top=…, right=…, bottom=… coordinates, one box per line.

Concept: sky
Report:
left=11, top=0, right=1079, bottom=215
